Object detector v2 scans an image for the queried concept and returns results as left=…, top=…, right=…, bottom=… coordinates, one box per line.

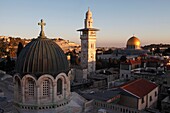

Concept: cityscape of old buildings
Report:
left=1, top=8, right=170, bottom=113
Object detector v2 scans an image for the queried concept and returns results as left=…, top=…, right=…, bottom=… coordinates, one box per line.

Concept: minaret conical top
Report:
left=38, top=19, right=46, bottom=38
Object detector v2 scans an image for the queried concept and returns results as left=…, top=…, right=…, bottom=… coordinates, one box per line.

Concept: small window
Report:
left=28, top=80, right=34, bottom=96
left=155, top=91, right=157, bottom=97
left=150, top=96, right=152, bottom=102
left=57, top=79, right=62, bottom=95
left=141, top=98, right=144, bottom=104
left=91, top=44, right=94, bottom=49
left=42, top=80, right=49, bottom=96
left=91, top=55, right=93, bottom=59
left=123, top=109, right=125, bottom=113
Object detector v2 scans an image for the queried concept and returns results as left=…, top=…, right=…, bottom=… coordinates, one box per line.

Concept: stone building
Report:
left=119, top=79, right=158, bottom=110
left=123, top=35, right=147, bottom=56
left=126, top=36, right=141, bottom=50
left=13, top=19, right=71, bottom=113
left=77, top=8, right=99, bottom=76
left=80, top=79, right=158, bottom=113
left=119, top=58, right=141, bottom=79
left=96, top=35, right=147, bottom=61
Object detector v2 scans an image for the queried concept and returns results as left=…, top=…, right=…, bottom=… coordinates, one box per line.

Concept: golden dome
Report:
left=126, top=36, right=141, bottom=49
left=127, top=36, right=140, bottom=46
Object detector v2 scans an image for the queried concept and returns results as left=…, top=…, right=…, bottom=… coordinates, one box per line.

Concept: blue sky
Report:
left=0, top=0, right=170, bottom=47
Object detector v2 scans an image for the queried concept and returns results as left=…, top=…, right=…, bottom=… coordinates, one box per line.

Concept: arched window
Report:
left=42, top=80, right=49, bottom=96
left=28, top=79, right=34, bottom=96
left=57, top=79, right=62, bottom=95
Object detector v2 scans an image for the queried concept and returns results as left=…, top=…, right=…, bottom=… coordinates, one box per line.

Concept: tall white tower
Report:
left=77, top=8, right=99, bottom=75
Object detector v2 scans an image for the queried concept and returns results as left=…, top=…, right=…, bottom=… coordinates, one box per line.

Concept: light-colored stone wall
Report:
left=138, top=87, right=158, bottom=110
left=119, top=69, right=131, bottom=79
left=138, top=95, right=147, bottom=110
left=80, top=9, right=97, bottom=75
left=119, top=86, right=158, bottom=110
left=13, top=72, right=71, bottom=113
left=147, top=87, right=158, bottom=108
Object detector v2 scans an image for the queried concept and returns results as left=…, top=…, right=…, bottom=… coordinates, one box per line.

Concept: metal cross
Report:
left=38, top=19, right=46, bottom=31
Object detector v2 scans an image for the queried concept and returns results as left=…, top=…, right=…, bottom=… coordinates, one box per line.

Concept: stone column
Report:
left=37, top=86, right=40, bottom=105
left=50, top=85, right=53, bottom=103
left=22, top=85, right=25, bottom=103
left=53, top=83, right=56, bottom=102
left=13, top=82, right=16, bottom=102
left=67, top=78, right=71, bottom=96
left=63, top=79, right=66, bottom=99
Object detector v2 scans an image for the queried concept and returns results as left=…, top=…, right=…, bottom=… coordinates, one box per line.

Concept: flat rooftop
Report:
left=80, top=89, right=121, bottom=102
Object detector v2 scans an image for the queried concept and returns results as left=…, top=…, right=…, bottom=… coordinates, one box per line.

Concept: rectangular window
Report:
left=155, top=91, right=157, bottom=97
left=43, top=80, right=49, bottom=96
left=150, top=96, right=152, bottom=102
left=28, top=80, right=34, bottom=96
left=141, top=98, right=144, bottom=104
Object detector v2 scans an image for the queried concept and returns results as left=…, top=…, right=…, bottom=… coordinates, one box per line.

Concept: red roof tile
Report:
left=120, top=79, right=158, bottom=98
left=121, top=59, right=141, bottom=65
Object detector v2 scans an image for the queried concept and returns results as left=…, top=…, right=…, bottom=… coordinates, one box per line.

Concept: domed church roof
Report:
left=15, top=19, right=69, bottom=76
left=127, top=36, right=140, bottom=47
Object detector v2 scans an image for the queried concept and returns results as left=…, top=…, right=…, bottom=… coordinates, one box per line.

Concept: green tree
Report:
left=0, top=39, right=7, bottom=58
left=120, top=55, right=127, bottom=62
left=17, top=42, right=23, bottom=57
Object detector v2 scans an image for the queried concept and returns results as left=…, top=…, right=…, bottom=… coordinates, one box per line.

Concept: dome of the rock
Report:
left=127, top=36, right=141, bottom=49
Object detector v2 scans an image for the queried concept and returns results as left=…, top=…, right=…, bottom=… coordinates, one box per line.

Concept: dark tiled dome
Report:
left=16, top=38, right=69, bottom=75
left=15, top=19, right=69, bottom=76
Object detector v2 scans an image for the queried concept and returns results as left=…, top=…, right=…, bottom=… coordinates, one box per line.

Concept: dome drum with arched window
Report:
left=13, top=20, right=71, bottom=112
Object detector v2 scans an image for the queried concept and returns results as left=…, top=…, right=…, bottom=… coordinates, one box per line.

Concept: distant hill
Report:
left=0, top=36, right=80, bottom=58
left=142, top=44, right=170, bottom=50
left=52, top=38, right=80, bottom=53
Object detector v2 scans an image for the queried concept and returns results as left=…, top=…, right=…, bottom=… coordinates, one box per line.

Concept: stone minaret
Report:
left=77, top=8, right=99, bottom=75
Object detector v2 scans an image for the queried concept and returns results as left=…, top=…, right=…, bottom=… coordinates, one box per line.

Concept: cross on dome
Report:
left=38, top=19, right=46, bottom=31
left=38, top=19, right=46, bottom=38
